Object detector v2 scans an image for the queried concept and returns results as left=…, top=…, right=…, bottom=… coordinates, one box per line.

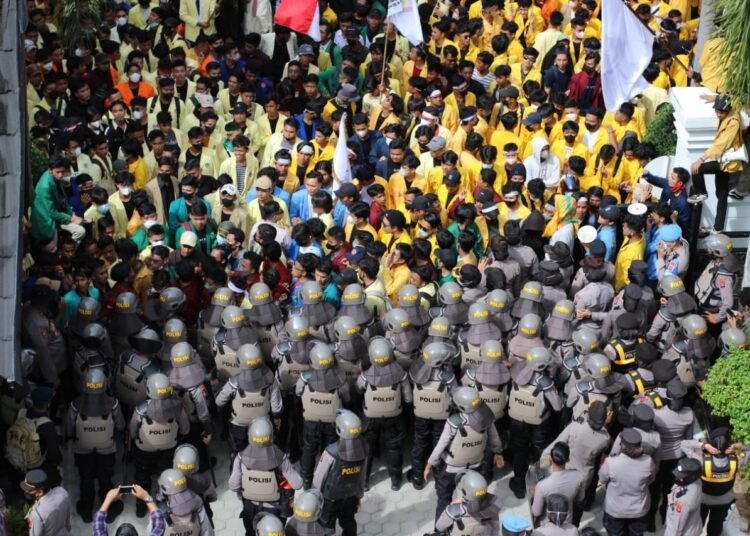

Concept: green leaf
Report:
left=703, top=348, right=750, bottom=445
left=713, top=1, right=750, bottom=108
left=643, top=103, right=677, bottom=157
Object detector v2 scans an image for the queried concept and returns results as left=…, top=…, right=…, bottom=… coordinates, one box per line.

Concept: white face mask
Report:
left=232, top=53, right=240, bottom=61
left=347, top=215, right=357, bottom=225
left=481, top=163, right=493, bottom=169
left=43, top=61, right=53, bottom=71
left=540, top=149, right=550, bottom=161
left=90, top=120, right=102, bottom=129
left=117, top=16, right=127, bottom=26
left=133, top=110, right=144, bottom=120
left=355, top=129, right=368, bottom=139
left=151, top=240, right=165, bottom=246
left=565, top=113, right=578, bottom=122
left=129, top=72, right=142, bottom=83
left=505, top=156, right=517, bottom=165
left=399, top=167, right=408, bottom=176
left=60, top=175, right=72, bottom=184
left=143, top=219, right=157, bottom=229
left=97, top=203, right=110, bottom=214
left=574, top=30, right=585, bottom=39
left=72, top=147, right=82, bottom=157
left=418, top=228, right=429, bottom=238
left=119, top=186, right=132, bottom=196
left=385, top=137, right=393, bottom=146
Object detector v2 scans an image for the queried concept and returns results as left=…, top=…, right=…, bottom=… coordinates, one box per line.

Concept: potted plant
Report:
left=702, top=348, right=750, bottom=529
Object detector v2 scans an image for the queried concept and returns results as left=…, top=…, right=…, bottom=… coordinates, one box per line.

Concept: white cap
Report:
left=195, top=93, right=214, bottom=108
left=577, top=225, right=597, bottom=244
left=220, top=184, right=238, bottom=196
left=180, top=231, right=198, bottom=247
left=628, top=202, right=648, bottom=216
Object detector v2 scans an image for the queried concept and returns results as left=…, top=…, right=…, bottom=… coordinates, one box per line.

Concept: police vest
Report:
left=674, top=353, right=697, bottom=388
left=695, top=264, right=730, bottom=310
left=336, top=356, right=362, bottom=386
left=73, top=411, right=115, bottom=452
left=701, top=454, right=738, bottom=497
left=610, top=337, right=644, bottom=371
left=321, top=444, right=366, bottom=501
left=363, top=382, right=402, bottom=419
left=413, top=375, right=452, bottom=420
left=116, top=355, right=157, bottom=408
left=474, top=379, right=507, bottom=419
left=458, top=331, right=482, bottom=371
left=230, top=382, right=270, bottom=426
left=136, top=406, right=179, bottom=452
left=212, top=332, right=241, bottom=383
left=508, top=377, right=551, bottom=425
left=255, top=323, right=282, bottom=360
left=163, top=510, right=199, bottom=536
left=628, top=370, right=648, bottom=395
left=636, top=390, right=664, bottom=409
left=444, top=415, right=487, bottom=468
left=571, top=381, right=609, bottom=421
left=196, top=322, right=219, bottom=360
left=448, top=507, right=490, bottom=536
left=275, top=343, right=310, bottom=392
left=300, top=378, right=340, bottom=423
left=240, top=464, right=281, bottom=502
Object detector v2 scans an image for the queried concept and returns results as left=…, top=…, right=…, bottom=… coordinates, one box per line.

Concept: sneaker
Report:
left=76, top=502, right=93, bottom=524
left=106, top=501, right=124, bottom=523
left=688, top=193, right=708, bottom=203
left=729, top=188, right=747, bottom=200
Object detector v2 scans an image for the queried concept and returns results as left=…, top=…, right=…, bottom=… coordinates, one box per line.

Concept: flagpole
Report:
left=619, top=0, right=691, bottom=73
left=381, top=18, right=390, bottom=88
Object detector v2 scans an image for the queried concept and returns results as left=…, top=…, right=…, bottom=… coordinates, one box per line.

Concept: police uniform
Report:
left=572, top=276, right=615, bottom=338
left=211, top=307, right=259, bottom=384
left=434, top=494, right=503, bottom=535
left=530, top=468, right=585, bottom=525
left=602, top=316, right=645, bottom=374
left=114, top=349, right=160, bottom=412
left=159, top=485, right=213, bottom=536
left=694, top=256, right=736, bottom=323
left=664, top=464, right=703, bottom=536
left=22, top=304, right=67, bottom=387
left=22, top=470, right=72, bottom=536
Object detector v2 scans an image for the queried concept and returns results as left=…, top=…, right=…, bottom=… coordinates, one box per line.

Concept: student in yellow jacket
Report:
left=218, top=134, right=259, bottom=203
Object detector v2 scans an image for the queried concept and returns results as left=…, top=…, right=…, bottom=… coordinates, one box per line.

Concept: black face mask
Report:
left=221, top=198, right=234, bottom=208
left=191, top=143, right=203, bottom=151
left=583, top=65, right=595, bottom=74
left=162, top=93, right=173, bottom=101
left=505, top=200, right=517, bottom=208
left=584, top=122, right=598, bottom=132
left=24, top=492, right=36, bottom=503
left=564, top=134, right=577, bottom=144
left=204, top=126, right=215, bottom=134
left=158, top=172, right=171, bottom=181
left=181, top=191, right=194, bottom=200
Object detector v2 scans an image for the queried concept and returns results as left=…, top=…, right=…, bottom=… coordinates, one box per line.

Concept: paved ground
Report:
left=63, top=438, right=645, bottom=535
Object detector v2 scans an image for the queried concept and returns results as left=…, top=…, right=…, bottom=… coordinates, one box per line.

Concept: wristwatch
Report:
left=145, top=495, right=155, bottom=504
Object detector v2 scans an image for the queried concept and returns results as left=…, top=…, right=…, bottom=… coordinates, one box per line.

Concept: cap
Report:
left=652, top=359, right=677, bottom=383
left=337, top=83, right=361, bottom=103
left=475, top=188, right=495, bottom=205
left=666, top=378, right=688, bottom=399
left=623, top=284, right=643, bottom=300
left=599, top=204, right=621, bottom=221
left=660, top=224, right=682, bottom=242
left=335, top=183, right=358, bottom=199
left=333, top=268, right=358, bottom=286
left=577, top=225, right=597, bottom=244
left=714, top=94, right=732, bottom=112
left=31, top=386, right=55, bottom=407
left=21, top=469, right=49, bottom=493
left=255, top=176, right=273, bottom=190
left=615, top=312, right=639, bottom=330
left=180, top=231, right=198, bottom=248
left=588, top=239, right=606, bottom=258
left=220, top=184, right=238, bottom=196
left=635, top=342, right=659, bottom=366
left=298, top=44, right=315, bottom=56
left=522, top=112, right=542, bottom=126
left=502, top=514, right=531, bottom=532
left=544, top=241, right=571, bottom=261
left=621, top=428, right=642, bottom=448
left=412, top=196, right=430, bottom=211
left=498, top=85, right=520, bottom=99
left=231, top=102, right=248, bottom=114
left=628, top=202, right=648, bottom=216
left=444, top=169, right=461, bottom=186
left=346, top=247, right=366, bottom=265
left=426, top=136, right=446, bottom=151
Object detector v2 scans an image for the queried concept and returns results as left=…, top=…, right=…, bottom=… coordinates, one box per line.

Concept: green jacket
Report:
left=31, top=170, right=72, bottom=242
left=318, top=66, right=364, bottom=98
left=174, top=221, right=218, bottom=257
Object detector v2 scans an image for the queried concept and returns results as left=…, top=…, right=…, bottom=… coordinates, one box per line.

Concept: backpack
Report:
left=5, top=408, right=50, bottom=471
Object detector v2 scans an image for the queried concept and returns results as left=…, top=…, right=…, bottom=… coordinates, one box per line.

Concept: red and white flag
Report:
left=274, top=0, right=321, bottom=41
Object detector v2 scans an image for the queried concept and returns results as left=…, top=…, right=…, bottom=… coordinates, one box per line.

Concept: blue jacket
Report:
left=294, top=114, right=322, bottom=142
left=596, top=225, right=617, bottom=263
left=245, top=185, right=291, bottom=210
left=348, top=130, right=382, bottom=169
left=333, top=200, right=350, bottom=228
left=290, top=190, right=313, bottom=222
left=644, top=172, right=691, bottom=232
left=645, top=225, right=666, bottom=281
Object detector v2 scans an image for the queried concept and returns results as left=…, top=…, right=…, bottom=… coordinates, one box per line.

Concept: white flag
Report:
left=333, top=114, right=352, bottom=186
left=389, top=0, right=423, bottom=46
left=601, top=0, right=654, bottom=111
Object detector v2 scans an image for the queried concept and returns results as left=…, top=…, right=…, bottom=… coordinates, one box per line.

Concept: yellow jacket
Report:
left=551, top=140, right=589, bottom=169
left=387, top=172, right=429, bottom=210
left=179, top=0, right=218, bottom=43
left=706, top=113, right=744, bottom=173
left=219, top=155, right=260, bottom=201
left=129, top=157, right=151, bottom=190
left=614, top=236, right=646, bottom=292
left=246, top=197, right=290, bottom=231
left=384, top=262, right=411, bottom=304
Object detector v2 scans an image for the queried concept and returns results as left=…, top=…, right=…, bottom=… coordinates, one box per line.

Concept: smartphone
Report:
left=119, top=485, right=134, bottom=493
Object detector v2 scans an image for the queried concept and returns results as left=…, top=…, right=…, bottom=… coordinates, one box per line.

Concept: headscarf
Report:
left=543, top=194, right=579, bottom=238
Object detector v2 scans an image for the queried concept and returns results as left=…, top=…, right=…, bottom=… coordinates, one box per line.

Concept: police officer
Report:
left=21, top=469, right=72, bottom=536
left=160, top=318, right=188, bottom=370
left=627, top=260, right=657, bottom=320
left=542, top=401, right=611, bottom=511
left=408, top=342, right=458, bottom=491
left=601, top=284, right=646, bottom=341
left=245, top=282, right=285, bottom=358
left=109, top=291, right=146, bottom=353
left=663, top=457, right=703, bottom=536
left=572, top=261, right=614, bottom=338
left=538, top=260, right=567, bottom=316
left=197, top=287, right=234, bottom=359
left=508, top=313, right=544, bottom=364
left=158, top=287, right=187, bottom=329
left=462, top=340, right=511, bottom=422
left=398, top=284, right=432, bottom=334
left=663, top=314, right=716, bottom=387
left=611, top=404, right=662, bottom=462
left=384, top=308, right=424, bottom=369
left=544, top=300, right=576, bottom=364
left=173, top=444, right=217, bottom=521
left=569, top=240, right=613, bottom=297
left=603, top=313, right=644, bottom=374
left=285, top=489, right=326, bottom=536
left=65, top=369, right=126, bottom=522
left=681, top=427, right=750, bottom=536
left=168, top=342, right=214, bottom=468
left=559, top=328, right=600, bottom=401
left=22, top=285, right=67, bottom=389
left=510, top=282, right=545, bottom=323
left=485, top=289, right=515, bottom=340
left=114, top=327, right=161, bottom=415
left=67, top=296, right=110, bottom=356
left=458, top=303, right=502, bottom=372
left=622, top=343, right=660, bottom=400
left=532, top=494, right=579, bottom=535
left=434, top=470, right=503, bottom=535
left=71, top=322, right=112, bottom=394
left=130, top=373, right=189, bottom=517
left=647, top=274, right=696, bottom=351
left=313, top=409, right=368, bottom=536
left=216, top=344, right=283, bottom=455
left=598, top=428, right=656, bottom=536
left=531, top=442, right=584, bottom=526
left=719, top=327, right=747, bottom=356
left=297, top=281, right=337, bottom=342
left=424, top=316, right=458, bottom=347
left=338, top=283, right=383, bottom=339
left=566, top=353, right=625, bottom=422
left=213, top=305, right=259, bottom=383
left=694, top=232, right=740, bottom=331
left=436, top=282, right=469, bottom=326
left=229, top=417, right=303, bottom=533
left=295, top=342, right=349, bottom=488
left=332, top=316, right=369, bottom=390
left=356, top=337, right=412, bottom=490
left=426, top=386, right=503, bottom=523
left=507, top=347, right=562, bottom=499
left=157, top=468, right=214, bottom=535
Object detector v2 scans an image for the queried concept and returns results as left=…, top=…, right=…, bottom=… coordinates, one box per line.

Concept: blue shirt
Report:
left=323, top=281, right=341, bottom=308
left=63, top=288, right=101, bottom=326
left=646, top=225, right=666, bottom=281
left=334, top=201, right=350, bottom=228
left=245, top=185, right=291, bottom=210
left=287, top=240, right=325, bottom=262
left=597, top=225, right=616, bottom=263
left=290, top=189, right=313, bottom=222
left=643, top=172, right=692, bottom=232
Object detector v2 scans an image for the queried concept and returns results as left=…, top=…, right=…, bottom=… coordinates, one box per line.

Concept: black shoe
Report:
left=391, top=476, right=402, bottom=491
left=364, top=480, right=370, bottom=492
left=76, top=502, right=93, bottom=524
left=647, top=519, right=656, bottom=532
left=106, top=501, right=124, bottom=523
left=136, top=501, right=147, bottom=518
left=509, top=478, right=526, bottom=499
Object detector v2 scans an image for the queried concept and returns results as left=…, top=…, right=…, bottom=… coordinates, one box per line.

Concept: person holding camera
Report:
left=94, top=485, right=164, bottom=536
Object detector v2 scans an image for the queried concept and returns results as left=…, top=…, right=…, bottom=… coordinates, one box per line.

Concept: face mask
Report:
left=143, top=219, right=157, bottom=229
left=505, top=156, right=517, bottom=165
left=133, top=110, right=144, bottom=120
left=192, top=142, right=203, bottom=150
left=90, top=120, right=101, bottom=129
left=151, top=240, right=165, bottom=246
left=355, top=129, right=368, bottom=138
left=158, top=172, right=171, bottom=181
left=117, top=16, right=127, bottom=26
left=72, top=147, right=82, bottom=157
left=399, top=167, right=408, bottom=176
left=221, top=198, right=234, bottom=208
left=584, top=122, right=598, bottom=132
left=347, top=215, right=357, bottom=225
left=564, top=134, right=576, bottom=144
left=181, top=191, right=194, bottom=200
left=543, top=212, right=553, bottom=221
left=216, top=235, right=228, bottom=245
left=505, top=200, right=517, bottom=208
left=574, top=30, right=585, bottom=39
left=418, top=228, right=429, bottom=238
left=565, top=113, right=578, bottom=122
left=60, top=175, right=72, bottom=185
left=583, top=65, right=594, bottom=74
left=540, top=149, right=549, bottom=161
left=162, top=92, right=173, bottom=101
left=23, top=492, right=36, bottom=503
left=204, top=126, right=215, bottom=134
left=385, top=137, right=393, bottom=146
left=43, top=61, right=53, bottom=71
left=119, top=186, right=132, bottom=196
left=129, top=72, right=141, bottom=83
left=97, top=203, right=110, bottom=214
left=481, top=163, right=492, bottom=169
